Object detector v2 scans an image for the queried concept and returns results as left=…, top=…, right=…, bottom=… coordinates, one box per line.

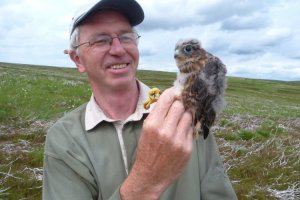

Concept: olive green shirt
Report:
left=42, top=81, right=237, bottom=200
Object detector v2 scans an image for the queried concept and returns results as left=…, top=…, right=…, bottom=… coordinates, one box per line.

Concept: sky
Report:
left=0, top=0, right=300, bottom=81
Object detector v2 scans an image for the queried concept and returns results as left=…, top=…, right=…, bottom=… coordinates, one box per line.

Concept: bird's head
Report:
left=174, top=38, right=207, bottom=73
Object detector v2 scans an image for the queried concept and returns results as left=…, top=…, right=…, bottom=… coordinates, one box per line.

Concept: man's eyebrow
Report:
left=85, top=28, right=135, bottom=40
left=87, top=32, right=107, bottom=40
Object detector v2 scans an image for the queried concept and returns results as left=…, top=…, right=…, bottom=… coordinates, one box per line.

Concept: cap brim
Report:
left=72, top=0, right=144, bottom=33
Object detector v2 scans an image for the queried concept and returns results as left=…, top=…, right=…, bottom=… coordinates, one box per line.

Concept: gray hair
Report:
left=70, top=27, right=80, bottom=55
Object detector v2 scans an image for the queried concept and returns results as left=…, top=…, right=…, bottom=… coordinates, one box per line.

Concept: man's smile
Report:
left=109, top=63, right=129, bottom=70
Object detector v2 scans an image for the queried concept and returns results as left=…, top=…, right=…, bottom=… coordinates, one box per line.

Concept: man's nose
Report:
left=109, top=38, right=126, bottom=55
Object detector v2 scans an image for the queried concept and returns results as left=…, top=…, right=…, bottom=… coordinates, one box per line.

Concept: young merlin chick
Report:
left=173, top=38, right=227, bottom=139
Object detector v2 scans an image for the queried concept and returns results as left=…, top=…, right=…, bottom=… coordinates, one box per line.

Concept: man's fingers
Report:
left=163, top=100, right=185, bottom=132
left=177, top=111, right=193, bottom=139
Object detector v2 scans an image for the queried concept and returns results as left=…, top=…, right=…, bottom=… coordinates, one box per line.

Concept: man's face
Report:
left=71, top=11, right=139, bottom=92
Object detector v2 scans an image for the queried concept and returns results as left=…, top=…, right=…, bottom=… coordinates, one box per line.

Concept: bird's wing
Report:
left=192, top=53, right=227, bottom=138
left=202, top=52, right=227, bottom=114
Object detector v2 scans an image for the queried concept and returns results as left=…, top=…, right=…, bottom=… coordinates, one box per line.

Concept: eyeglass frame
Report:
left=72, top=32, right=141, bottom=50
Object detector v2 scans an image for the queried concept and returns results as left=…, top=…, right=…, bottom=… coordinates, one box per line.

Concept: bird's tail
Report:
left=194, top=120, right=210, bottom=139
left=202, top=124, right=210, bottom=139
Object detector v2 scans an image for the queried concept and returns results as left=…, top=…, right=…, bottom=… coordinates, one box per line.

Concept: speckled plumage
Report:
left=173, top=38, right=227, bottom=139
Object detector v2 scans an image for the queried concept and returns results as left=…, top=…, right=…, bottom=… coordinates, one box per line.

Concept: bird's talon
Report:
left=143, top=88, right=161, bottom=110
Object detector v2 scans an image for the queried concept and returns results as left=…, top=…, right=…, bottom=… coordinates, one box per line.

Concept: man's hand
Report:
left=120, top=87, right=193, bottom=200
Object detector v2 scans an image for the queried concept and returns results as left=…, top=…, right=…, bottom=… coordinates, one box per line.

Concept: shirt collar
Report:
left=85, top=80, right=154, bottom=131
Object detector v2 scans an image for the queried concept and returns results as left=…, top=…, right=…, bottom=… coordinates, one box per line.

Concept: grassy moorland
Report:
left=0, top=62, right=299, bottom=200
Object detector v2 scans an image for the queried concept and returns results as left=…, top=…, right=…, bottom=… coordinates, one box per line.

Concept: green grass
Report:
left=0, top=63, right=91, bottom=123
left=0, top=62, right=300, bottom=199
left=218, top=120, right=287, bottom=141
left=226, top=77, right=300, bottom=118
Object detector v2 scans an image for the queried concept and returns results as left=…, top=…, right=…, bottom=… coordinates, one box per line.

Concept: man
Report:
left=42, top=0, right=237, bottom=199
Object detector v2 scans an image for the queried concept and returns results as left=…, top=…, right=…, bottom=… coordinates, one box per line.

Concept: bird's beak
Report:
left=174, top=49, right=180, bottom=59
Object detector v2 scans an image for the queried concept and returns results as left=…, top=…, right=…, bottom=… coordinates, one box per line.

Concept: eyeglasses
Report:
left=73, top=32, right=141, bottom=51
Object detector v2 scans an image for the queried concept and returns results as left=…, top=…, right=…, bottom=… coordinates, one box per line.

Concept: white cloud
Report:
left=221, top=14, right=271, bottom=30
left=0, top=0, right=299, bottom=81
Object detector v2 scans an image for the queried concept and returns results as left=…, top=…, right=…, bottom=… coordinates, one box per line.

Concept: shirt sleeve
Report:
left=42, top=120, right=124, bottom=200
left=197, top=134, right=238, bottom=200
left=43, top=155, right=95, bottom=200
left=43, top=155, right=125, bottom=200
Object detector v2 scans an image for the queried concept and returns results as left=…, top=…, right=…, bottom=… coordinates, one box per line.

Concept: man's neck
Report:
left=92, top=81, right=140, bottom=121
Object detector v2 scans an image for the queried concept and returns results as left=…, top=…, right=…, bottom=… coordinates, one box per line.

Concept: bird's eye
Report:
left=183, top=45, right=193, bottom=54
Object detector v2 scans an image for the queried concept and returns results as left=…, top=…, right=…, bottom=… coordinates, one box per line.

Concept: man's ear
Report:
left=69, top=50, right=86, bottom=73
